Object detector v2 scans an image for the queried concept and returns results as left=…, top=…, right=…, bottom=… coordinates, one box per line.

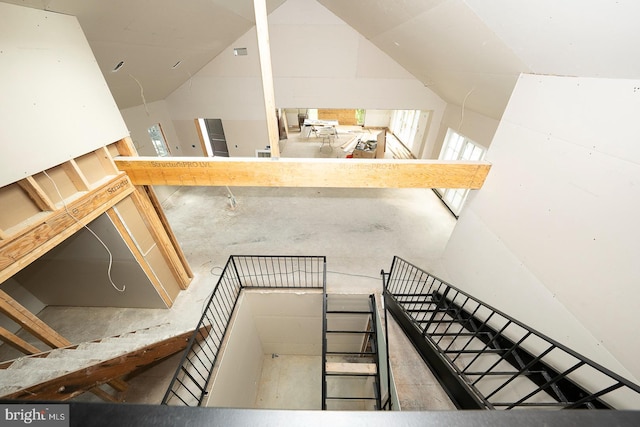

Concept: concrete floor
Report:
left=2, top=136, right=459, bottom=407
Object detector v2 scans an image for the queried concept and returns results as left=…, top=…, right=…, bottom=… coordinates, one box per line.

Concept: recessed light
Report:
left=234, top=47, right=248, bottom=56
left=112, top=60, right=125, bottom=72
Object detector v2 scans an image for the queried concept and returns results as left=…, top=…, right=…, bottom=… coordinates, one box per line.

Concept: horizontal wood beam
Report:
left=114, top=157, right=491, bottom=189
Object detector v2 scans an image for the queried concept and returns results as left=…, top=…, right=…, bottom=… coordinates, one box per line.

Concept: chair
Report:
left=317, top=126, right=337, bottom=151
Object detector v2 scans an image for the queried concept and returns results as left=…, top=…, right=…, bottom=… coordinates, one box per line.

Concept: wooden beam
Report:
left=18, top=176, right=57, bottom=211
left=0, top=173, right=134, bottom=283
left=2, top=326, right=210, bottom=401
left=114, top=157, right=492, bottom=189
left=61, top=160, right=90, bottom=191
left=129, top=187, right=192, bottom=289
left=0, top=325, right=42, bottom=354
left=0, top=290, right=71, bottom=348
left=106, top=207, right=174, bottom=307
left=253, top=0, right=280, bottom=158
left=194, top=118, right=209, bottom=157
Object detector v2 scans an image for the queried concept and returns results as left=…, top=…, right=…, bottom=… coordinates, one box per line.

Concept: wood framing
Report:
left=254, top=0, right=280, bottom=158
left=0, top=326, right=41, bottom=354
left=114, top=157, right=492, bottom=189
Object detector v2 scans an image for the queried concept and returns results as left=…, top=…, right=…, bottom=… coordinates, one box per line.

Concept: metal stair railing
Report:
left=162, top=255, right=326, bottom=406
left=382, top=256, right=640, bottom=410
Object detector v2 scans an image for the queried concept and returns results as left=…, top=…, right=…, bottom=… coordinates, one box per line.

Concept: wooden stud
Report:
left=142, top=186, right=193, bottom=280
left=0, top=173, right=135, bottom=283
left=0, top=229, right=8, bottom=240
left=17, top=176, right=57, bottom=211
left=61, top=160, right=90, bottom=191
left=114, top=157, right=492, bottom=189
left=106, top=207, right=174, bottom=307
left=253, top=0, right=280, bottom=158
left=0, top=325, right=42, bottom=354
left=94, top=146, right=119, bottom=176
left=0, top=290, right=71, bottom=348
left=115, top=137, right=138, bottom=157
left=1, top=326, right=210, bottom=401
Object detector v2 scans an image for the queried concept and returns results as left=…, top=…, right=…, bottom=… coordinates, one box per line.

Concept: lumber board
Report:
left=253, top=0, right=280, bottom=158
left=114, top=157, right=492, bottom=189
left=326, top=362, right=376, bottom=375
left=1, top=326, right=211, bottom=401
left=17, top=177, right=57, bottom=211
left=0, top=173, right=134, bottom=283
left=0, top=325, right=41, bottom=354
left=0, top=290, right=70, bottom=348
left=61, top=160, right=90, bottom=191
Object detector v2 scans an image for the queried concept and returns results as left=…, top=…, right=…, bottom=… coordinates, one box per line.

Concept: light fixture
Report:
left=233, top=47, right=248, bottom=56
left=112, top=60, right=125, bottom=72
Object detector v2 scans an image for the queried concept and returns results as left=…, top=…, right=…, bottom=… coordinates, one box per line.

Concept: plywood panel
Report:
left=114, top=157, right=491, bottom=189
left=318, top=109, right=358, bottom=125
left=0, top=184, right=41, bottom=232
left=76, top=152, right=110, bottom=185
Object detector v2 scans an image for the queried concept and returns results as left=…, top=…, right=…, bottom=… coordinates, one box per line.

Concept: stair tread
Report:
left=325, top=362, right=377, bottom=375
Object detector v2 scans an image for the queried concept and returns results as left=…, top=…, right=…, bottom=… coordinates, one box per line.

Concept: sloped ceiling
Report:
left=3, top=0, right=640, bottom=118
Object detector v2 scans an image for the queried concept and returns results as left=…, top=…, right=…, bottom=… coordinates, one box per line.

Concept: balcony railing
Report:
left=162, top=255, right=326, bottom=406
left=382, top=256, right=640, bottom=410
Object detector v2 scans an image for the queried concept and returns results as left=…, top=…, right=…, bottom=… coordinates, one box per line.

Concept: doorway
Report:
left=199, top=118, right=229, bottom=157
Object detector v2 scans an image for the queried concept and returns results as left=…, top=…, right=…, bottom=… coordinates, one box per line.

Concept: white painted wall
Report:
left=441, top=74, right=640, bottom=385
left=364, top=110, right=391, bottom=128
left=0, top=3, right=128, bottom=187
left=165, top=0, right=446, bottom=157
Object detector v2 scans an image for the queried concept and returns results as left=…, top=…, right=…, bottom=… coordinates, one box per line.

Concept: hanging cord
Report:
left=42, top=171, right=125, bottom=292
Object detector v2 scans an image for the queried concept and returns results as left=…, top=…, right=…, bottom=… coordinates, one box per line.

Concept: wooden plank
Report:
left=326, top=362, right=377, bottom=375
left=253, top=0, right=280, bottom=158
left=61, top=160, right=90, bottom=191
left=194, top=118, right=209, bottom=157
left=106, top=207, right=174, bottom=307
left=1, top=326, right=209, bottom=401
left=95, top=146, right=119, bottom=176
left=143, top=186, right=193, bottom=280
left=0, top=173, right=134, bottom=283
left=0, top=325, right=42, bottom=354
left=115, top=137, right=138, bottom=157
left=17, top=176, right=57, bottom=211
left=114, top=157, right=492, bottom=189
left=0, top=229, right=8, bottom=240
left=0, top=290, right=70, bottom=348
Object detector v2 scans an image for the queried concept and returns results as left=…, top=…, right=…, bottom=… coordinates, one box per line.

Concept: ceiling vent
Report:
left=233, top=47, right=248, bottom=56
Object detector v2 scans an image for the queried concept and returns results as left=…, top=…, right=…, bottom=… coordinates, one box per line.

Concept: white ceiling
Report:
left=4, top=0, right=640, bottom=118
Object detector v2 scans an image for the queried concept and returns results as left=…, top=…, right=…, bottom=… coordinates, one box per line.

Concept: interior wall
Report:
left=207, top=293, right=264, bottom=408
left=441, top=74, right=640, bottom=383
left=119, top=100, right=184, bottom=156
left=164, top=0, right=446, bottom=157
left=364, top=110, right=391, bottom=128
left=0, top=3, right=128, bottom=187
left=14, top=214, right=166, bottom=309
left=432, top=103, right=500, bottom=158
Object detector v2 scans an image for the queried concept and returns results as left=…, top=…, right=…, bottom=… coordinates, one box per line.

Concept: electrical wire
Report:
left=42, top=171, right=125, bottom=292
left=458, top=87, right=475, bottom=132
left=129, top=73, right=150, bottom=116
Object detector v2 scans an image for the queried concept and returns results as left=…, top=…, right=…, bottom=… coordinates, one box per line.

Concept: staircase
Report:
left=0, top=324, right=201, bottom=402
left=322, top=294, right=385, bottom=410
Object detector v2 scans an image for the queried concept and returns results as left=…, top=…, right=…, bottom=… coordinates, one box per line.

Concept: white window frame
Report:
left=436, top=128, right=486, bottom=216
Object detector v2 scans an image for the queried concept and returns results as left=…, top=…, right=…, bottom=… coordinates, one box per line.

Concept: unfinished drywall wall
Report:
left=432, top=103, right=499, bottom=158
left=245, top=290, right=323, bottom=355
left=0, top=3, right=128, bottom=187
left=164, top=0, right=446, bottom=157
left=207, top=292, right=264, bottom=408
left=14, top=214, right=166, bottom=309
left=119, top=100, right=183, bottom=156
left=441, top=74, right=640, bottom=383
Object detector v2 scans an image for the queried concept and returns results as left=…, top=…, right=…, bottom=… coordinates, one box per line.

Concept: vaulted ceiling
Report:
left=3, top=0, right=640, bottom=119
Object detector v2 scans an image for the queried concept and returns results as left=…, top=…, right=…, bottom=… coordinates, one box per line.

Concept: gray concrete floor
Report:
left=3, top=137, right=459, bottom=408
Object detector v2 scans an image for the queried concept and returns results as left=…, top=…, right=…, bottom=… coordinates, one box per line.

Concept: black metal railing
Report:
left=382, top=256, right=640, bottom=410
left=162, top=255, right=326, bottom=406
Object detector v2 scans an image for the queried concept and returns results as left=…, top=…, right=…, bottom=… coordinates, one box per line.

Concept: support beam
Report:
left=114, top=157, right=491, bottom=189
left=253, top=0, right=280, bottom=158
left=0, top=290, right=71, bottom=349
left=0, top=326, right=42, bottom=354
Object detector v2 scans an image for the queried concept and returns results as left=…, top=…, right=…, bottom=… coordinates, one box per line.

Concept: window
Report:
left=390, top=110, right=420, bottom=148
left=436, top=129, right=486, bottom=216
left=148, top=123, right=170, bottom=157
